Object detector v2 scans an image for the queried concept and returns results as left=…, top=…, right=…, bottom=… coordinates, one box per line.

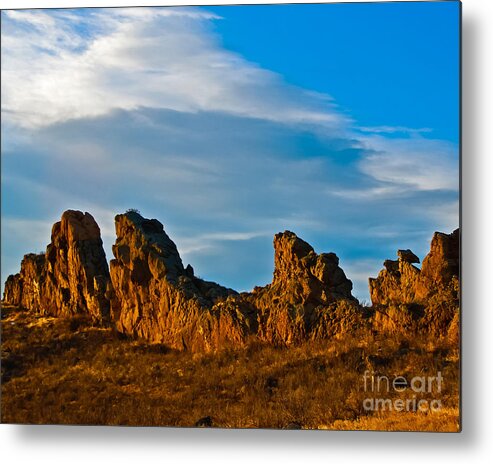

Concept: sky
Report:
left=0, top=2, right=460, bottom=301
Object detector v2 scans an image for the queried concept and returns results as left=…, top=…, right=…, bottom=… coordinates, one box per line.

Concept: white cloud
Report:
left=358, top=135, right=459, bottom=192
left=329, top=184, right=406, bottom=200
left=174, top=231, right=271, bottom=264
left=1, top=8, right=345, bottom=129
left=357, top=125, right=433, bottom=135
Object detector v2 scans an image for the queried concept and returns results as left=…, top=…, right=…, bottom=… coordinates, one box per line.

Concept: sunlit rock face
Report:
left=369, top=228, right=460, bottom=336
left=107, top=213, right=362, bottom=350
left=5, top=209, right=458, bottom=349
left=3, top=273, right=23, bottom=306
left=41, top=210, right=111, bottom=321
left=269, top=230, right=355, bottom=305
left=19, top=253, right=46, bottom=311
left=107, top=211, right=250, bottom=351
left=2, top=211, right=111, bottom=322
left=369, top=228, right=460, bottom=306
left=419, top=229, right=460, bottom=297
left=2, top=254, right=45, bottom=309
left=245, top=231, right=362, bottom=345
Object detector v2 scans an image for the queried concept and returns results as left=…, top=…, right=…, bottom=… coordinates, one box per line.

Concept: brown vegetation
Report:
left=1, top=305, right=459, bottom=430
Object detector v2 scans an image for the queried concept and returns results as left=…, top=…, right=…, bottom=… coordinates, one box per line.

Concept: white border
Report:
left=1, top=0, right=493, bottom=463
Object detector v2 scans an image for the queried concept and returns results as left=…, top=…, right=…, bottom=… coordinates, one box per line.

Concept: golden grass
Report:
left=1, top=305, right=459, bottom=431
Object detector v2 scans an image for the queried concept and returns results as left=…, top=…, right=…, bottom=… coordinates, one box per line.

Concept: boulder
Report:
left=398, top=249, right=420, bottom=264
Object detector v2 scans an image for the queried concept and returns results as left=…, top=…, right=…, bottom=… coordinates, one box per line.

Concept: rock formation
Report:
left=41, top=210, right=111, bottom=321
left=268, top=231, right=354, bottom=305
left=2, top=211, right=111, bottom=322
left=369, top=229, right=460, bottom=306
left=107, top=211, right=252, bottom=350
left=19, top=253, right=46, bottom=311
left=419, top=229, right=460, bottom=298
left=244, top=231, right=361, bottom=345
left=369, top=228, right=460, bottom=334
left=3, top=208, right=459, bottom=349
left=2, top=253, right=47, bottom=309
left=3, top=273, right=22, bottom=306
left=106, top=212, right=362, bottom=350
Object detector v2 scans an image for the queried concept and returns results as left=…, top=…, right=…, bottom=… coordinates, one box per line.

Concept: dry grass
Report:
left=1, top=305, right=459, bottom=431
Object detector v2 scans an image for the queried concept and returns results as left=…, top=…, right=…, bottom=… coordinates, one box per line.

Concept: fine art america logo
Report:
left=362, top=371, right=443, bottom=413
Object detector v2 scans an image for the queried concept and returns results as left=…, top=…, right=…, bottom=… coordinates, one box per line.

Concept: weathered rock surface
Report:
left=41, top=210, right=110, bottom=321
left=369, top=229, right=460, bottom=306
left=269, top=231, right=354, bottom=305
left=107, top=211, right=251, bottom=350
left=2, top=253, right=46, bottom=309
left=244, top=231, right=361, bottom=345
left=2, top=211, right=110, bottom=322
left=107, top=213, right=362, bottom=350
left=369, top=228, right=460, bottom=335
left=3, top=273, right=22, bottom=306
left=419, top=229, right=460, bottom=298
left=19, top=253, right=46, bottom=311
left=397, top=249, right=420, bottom=264
left=3, top=208, right=459, bottom=349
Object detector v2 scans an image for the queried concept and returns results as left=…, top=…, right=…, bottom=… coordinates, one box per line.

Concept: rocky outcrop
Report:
left=3, top=210, right=361, bottom=349
left=41, top=210, right=111, bottom=321
left=3, top=273, right=22, bottom=306
left=19, top=253, right=46, bottom=311
left=107, top=213, right=362, bottom=350
left=4, top=208, right=459, bottom=349
left=369, top=229, right=460, bottom=306
left=244, top=231, right=361, bottom=345
left=419, top=229, right=460, bottom=298
left=107, top=211, right=251, bottom=350
left=2, top=211, right=110, bottom=322
left=368, top=257, right=422, bottom=306
left=2, top=253, right=46, bottom=309
left=268, top=231, right=354, bottom=305
left=369, top=228, right=460, bottom=335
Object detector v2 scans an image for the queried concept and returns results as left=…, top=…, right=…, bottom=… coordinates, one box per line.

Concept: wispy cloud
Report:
left=1, top=8, right=346, bottom=129
left=357, top=125, right=433, bottom=135
left=358, top=135, right=459, bottom=192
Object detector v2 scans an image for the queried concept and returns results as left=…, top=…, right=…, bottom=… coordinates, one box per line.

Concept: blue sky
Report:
left=208, top=2, right=460, bottom=143
left=1, top=2, right=460, bottom=301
